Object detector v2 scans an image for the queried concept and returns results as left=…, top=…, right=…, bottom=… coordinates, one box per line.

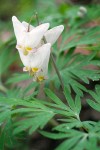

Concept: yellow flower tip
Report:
left=37, top=76, right=45, bottom=82
left=26, top=67, right=29, bottom=71
left=23, top=49, right=29, bottom=55
left=32, top=67, right=39, bottom=73
left=23, top=66, right=30, bottom=71
left=25, top=47, right=33, bottom=51
left=16, top=45, right=31, bottom=55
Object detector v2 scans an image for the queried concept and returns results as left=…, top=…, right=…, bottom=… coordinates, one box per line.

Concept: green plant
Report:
left=0, top=1, right=100, bottom=150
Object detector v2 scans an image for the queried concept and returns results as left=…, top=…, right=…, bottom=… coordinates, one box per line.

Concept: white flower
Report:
left=17, top=19, right=64, bottom=47
left=12, top=16, right=64, bottom=81
left=19, top=43, right=51, bottom=82
left=79, top=6, right=87, bottom=14
left=12, top=16, right=64, bottom=47
left=77, top=6, right=87, bottom=18
left=12, top=16, right=50, bottom=55
left=12, top=16, right=64, bottom=55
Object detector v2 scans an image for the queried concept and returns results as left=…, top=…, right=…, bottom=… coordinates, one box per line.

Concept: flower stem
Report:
left=28, top=12, right=40, bottom=32
left=43, top=36, right=64, bottom=90
left=28, top=15, right=34, bottom=32
left=35, top=12, right=64, bottom=91
left=35, top=12, right=40, bottom=25
left=50, top=53, right=64, bottom=91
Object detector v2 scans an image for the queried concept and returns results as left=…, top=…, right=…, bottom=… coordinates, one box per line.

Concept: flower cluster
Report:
left=12, top=16, right=64, bottom=82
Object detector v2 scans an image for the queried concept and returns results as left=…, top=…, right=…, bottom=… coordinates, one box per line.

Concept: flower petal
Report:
left=22, top=21, right=34, bottom=31
left=44, top=25, right=64, bottom=45
left=17, top=49, right=31, bottom=67
left=12, top=16, right=50, bottom=48
left=26, top=23, right=50, bottom=48
left=17, top=43, right=51, bottom=76
left=31, top=43, right=51, bottom=74
left=12, top=16, right=26, bottom=42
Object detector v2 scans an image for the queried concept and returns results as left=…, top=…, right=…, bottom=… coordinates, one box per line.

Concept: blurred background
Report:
left=0, top=0, right=100, bottom=42
left=0, top=0, right=100, bottom=44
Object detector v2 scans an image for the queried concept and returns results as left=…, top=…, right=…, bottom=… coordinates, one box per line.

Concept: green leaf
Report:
left=6, top=73, right=31, bottom=84
left=85, top=137, right=99, bottom=150
left=53, top=120, right=82, bottom=131
left=55, top=136, right=82, bottom=150
left=0, top=46, right=16, bottom=75
left=75, top=95, right=81, bottom=114
left=0, top=111, right=11, bottom=123
left=39, top=131, right=70, bottom=139
left=13, top=112, right=54, bottom=135
left=87, top=85, right=100, bottom=112
left=87, top=100, right=100, bottom=112
left=60, top=27, right=100, bottom=51
left=0, top=118, right=15, bottom=150
left=53, top=51, right=100, bottom=96
left=44, top=88, right=67, bottom=109
left=64, top=87, right=76, bottom=111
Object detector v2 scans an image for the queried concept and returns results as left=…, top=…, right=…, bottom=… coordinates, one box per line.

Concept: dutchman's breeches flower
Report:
left=18, top=43, right=51, bottom=82
left=12, top=16, right=64, bottom=82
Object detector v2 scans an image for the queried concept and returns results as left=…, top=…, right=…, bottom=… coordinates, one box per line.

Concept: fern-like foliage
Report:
left=39, top=89, right=100, bottom=150
left=51, top=50, right=100, bottom=96
left=0, top=88, right=100, bottom=149
left=87, top=85, right=100, bottom=112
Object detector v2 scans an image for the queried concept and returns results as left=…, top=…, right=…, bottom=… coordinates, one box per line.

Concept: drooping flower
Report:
left=19, top=43, right=51, bottom=82
left=22, top=21, right=64, bottom=46
left=12, top=16, right=64, bottom=81
left=12, top=16, right=50, bottom=55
